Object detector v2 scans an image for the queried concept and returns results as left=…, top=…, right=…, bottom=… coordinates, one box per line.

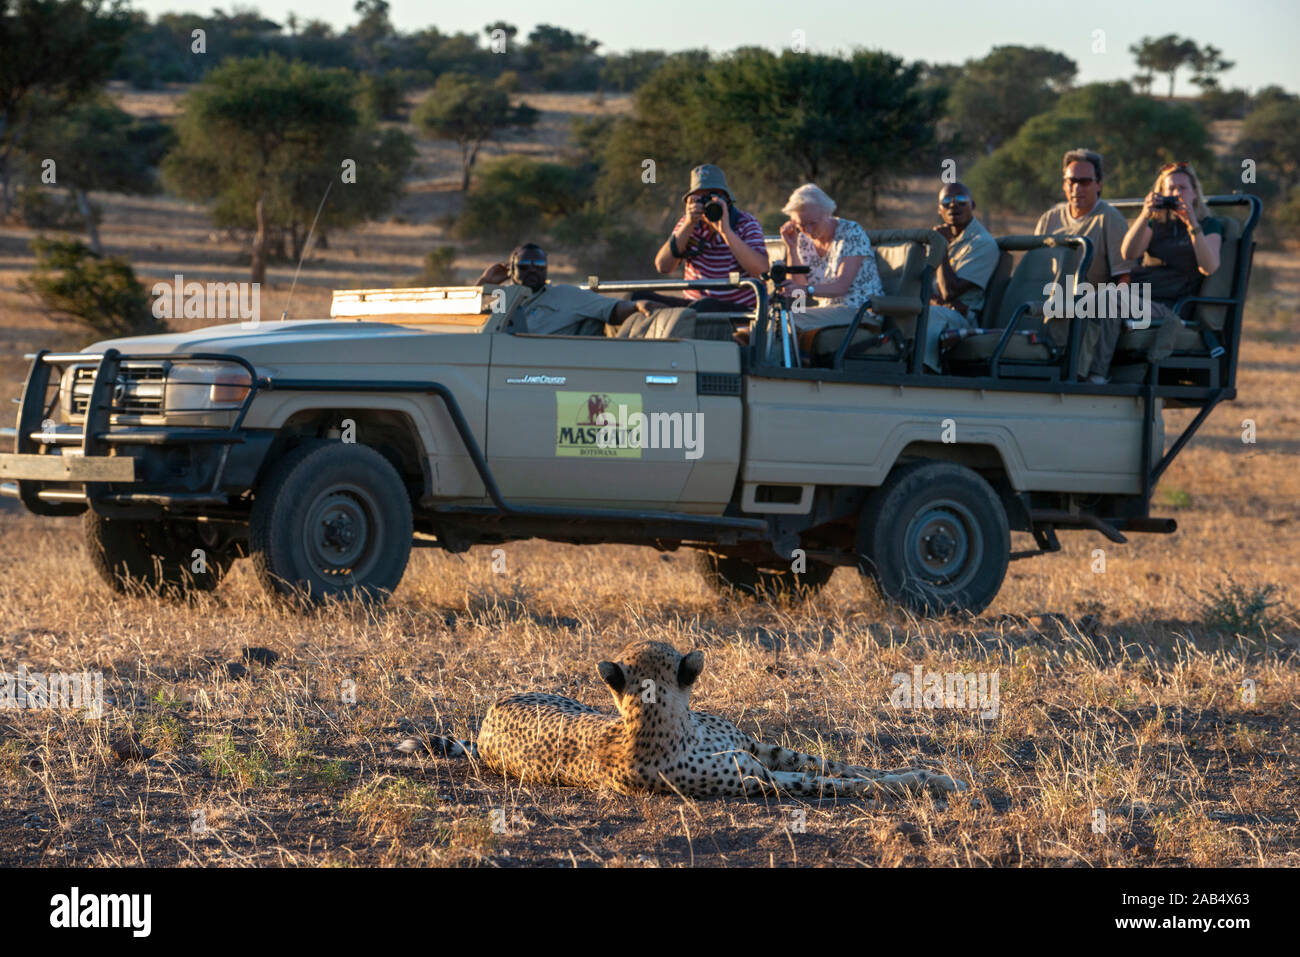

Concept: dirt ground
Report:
left=0, top=91, right=1296, bottom=867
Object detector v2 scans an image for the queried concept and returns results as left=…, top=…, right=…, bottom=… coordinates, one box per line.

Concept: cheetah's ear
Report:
left=677, top=650, right=704, bottom=688
left=597, top=660, right=626, bottom=694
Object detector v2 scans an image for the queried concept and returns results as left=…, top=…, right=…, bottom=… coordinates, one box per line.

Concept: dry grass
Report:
left=0, top=91, right=1297, bottom=868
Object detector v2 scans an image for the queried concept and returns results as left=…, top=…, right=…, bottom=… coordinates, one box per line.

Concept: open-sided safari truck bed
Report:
left=0, top=195, right=1261, bottom=615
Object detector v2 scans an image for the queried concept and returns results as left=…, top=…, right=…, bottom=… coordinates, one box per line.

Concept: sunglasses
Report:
left=1160, top=162, right=1191, bottom=173
left=514, top=258, right=547, bottom=267
left=1064, top=176, right=1096, bottom=186
left=939, top=195, right=971, bottom=207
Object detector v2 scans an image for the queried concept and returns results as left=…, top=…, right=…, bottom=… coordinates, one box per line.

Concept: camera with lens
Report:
left=1153, top=195, right=1181, bottom=211
left=695, top=194, right=725, bottom=223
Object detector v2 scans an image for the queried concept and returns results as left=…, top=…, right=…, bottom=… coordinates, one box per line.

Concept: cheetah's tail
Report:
left=396, top=735, right=478, bottom=759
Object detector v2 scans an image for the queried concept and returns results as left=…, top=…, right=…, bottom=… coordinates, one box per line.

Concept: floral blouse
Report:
left=794, top=218, right=883, bottom=309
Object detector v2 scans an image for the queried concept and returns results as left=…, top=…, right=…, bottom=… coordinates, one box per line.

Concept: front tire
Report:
left=857, top=462, right=1009, bottom=616
left=249, top=442, right=413, bottom=606
left=84, top=513, right=231, bottom=597
left=694, top=550, right=835, bottom=601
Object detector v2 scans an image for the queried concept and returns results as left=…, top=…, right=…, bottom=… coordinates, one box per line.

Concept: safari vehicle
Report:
left=1, top=195, right=1261, bottom=614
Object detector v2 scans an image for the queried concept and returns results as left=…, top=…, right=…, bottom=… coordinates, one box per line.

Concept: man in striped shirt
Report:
left=646, top=164, right=769, bottom=312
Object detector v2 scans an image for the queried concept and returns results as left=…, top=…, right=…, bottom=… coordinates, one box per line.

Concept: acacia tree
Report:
left=413, top=73, right=538, bottom=191
left=18, top=96, right=164, bottom=252
left=1130, top=35, right=1199, bottom=97
left=1189, top=44, right=1235, bottom=92
left=0, top=0, right=133, bottom=217
left=596, top=48, right=942, bottom=219
left=163, top=54, right=413, bottom=283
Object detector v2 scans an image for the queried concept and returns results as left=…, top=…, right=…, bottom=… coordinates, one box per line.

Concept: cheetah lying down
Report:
left=399, top=641, right=967, bottom=801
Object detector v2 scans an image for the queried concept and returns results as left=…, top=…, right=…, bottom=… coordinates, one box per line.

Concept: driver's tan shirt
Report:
left=515, top=283, right=619, bottom=335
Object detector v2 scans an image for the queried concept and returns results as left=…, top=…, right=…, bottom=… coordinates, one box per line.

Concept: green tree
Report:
left=969, top=82, right=1214, bottom=214
left=600, top=51, right=669, bottom=92
left=454, top=155, right=591, bottom=246
left=1130, top=35, right=1199, bottom=97
left=1237, top=95, right=1300, bottom=196
left=349, top=0, right=393, bottom=71
left=0, top=0, right=134, bottom=217
left=1275, top=185, right=1300, bottom=242
left=413, top=73, right=538, bottom=191
left=18, top=96, right=166, bottom=252
left=596, top=48, right=941, bottom=220
left=1189, top=44, right=1234, bottom=92
left=356, top=70, right=405, bottom=121
left=163, top=54, right=413, bottom=283
left=945, top=46, right=1077, bottom=155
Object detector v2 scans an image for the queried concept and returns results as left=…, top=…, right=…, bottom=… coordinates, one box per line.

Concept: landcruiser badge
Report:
left=556, top=391, right=642, bottom=458
left=507, top=374, right=566, bottom=385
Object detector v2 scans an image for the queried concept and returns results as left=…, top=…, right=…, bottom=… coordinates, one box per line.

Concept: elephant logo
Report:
left=582, top=393, right=614, bottom=425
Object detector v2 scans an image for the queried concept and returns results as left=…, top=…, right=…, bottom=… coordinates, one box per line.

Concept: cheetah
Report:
left=398, top=641, right=967, bottom=801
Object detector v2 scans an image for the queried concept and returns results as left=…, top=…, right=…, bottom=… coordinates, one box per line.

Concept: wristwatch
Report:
left=669, top=235, right=682, bottom=259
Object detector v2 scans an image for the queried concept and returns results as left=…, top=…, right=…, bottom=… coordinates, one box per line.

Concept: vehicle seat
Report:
left=943, top=236, right=1084, bottom=377
left=805, top=232, right=936, bottom=365
left=610, top=306, right=723, bottom=340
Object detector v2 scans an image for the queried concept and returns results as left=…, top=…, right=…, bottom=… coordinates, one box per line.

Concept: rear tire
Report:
left=856, top=461, right=1009, bottom=616
left=249, top=441, right=412, bottom=607
left=694, top=550, right=835, bottom=601
left=84, top=513, right=231, bottom=597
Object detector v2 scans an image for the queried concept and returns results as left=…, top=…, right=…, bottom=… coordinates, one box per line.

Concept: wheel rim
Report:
left=902, top=499, right=982, bottom=592
left=303, top=485, right=384, bottom=582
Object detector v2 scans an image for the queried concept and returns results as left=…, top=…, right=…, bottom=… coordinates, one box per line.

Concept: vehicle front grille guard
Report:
left=3, top=349, right=259, bottom=515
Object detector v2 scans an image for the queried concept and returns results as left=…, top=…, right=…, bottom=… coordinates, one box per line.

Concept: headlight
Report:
left=164, top=362, right=252, bottom=413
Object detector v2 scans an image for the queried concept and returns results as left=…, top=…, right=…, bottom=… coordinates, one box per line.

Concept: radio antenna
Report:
left=281, top=179, right=334, bottom=321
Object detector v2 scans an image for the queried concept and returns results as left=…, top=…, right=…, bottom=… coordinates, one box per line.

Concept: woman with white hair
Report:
left=778, top=184, right=883, bottom=333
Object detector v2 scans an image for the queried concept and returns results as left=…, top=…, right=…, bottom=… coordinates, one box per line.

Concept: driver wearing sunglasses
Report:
left=474, top=244, right=658, bottom=335
left=925, top=182, right=999, bottom=371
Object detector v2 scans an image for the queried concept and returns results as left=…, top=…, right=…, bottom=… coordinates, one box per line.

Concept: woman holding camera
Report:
left=1120, top=161, right=1222, bottom=360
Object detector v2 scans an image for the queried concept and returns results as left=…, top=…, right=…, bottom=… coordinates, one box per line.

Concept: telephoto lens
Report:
left=703, top=196, right=723, bottom=222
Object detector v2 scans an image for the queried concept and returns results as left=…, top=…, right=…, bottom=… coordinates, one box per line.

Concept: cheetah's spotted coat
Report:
left=401, top=641, right=967, bottom=800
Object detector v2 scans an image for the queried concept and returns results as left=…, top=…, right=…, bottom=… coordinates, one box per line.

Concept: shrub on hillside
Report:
left=454, top=156, right=591, bottom=248
left=20, top=238, right=166, bottom=343
left=410, top=246, right=460, bottom=286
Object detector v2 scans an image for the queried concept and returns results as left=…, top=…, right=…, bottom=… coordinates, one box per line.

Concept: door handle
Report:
left=645, top=375, right=678, bottom=385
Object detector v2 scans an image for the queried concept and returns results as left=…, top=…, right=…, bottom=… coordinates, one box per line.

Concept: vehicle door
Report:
left=486, top=333, right=701, bottom=510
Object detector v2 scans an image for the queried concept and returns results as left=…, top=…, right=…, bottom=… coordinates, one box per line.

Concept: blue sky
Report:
left=133, top=0, right=1299, bottom=92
